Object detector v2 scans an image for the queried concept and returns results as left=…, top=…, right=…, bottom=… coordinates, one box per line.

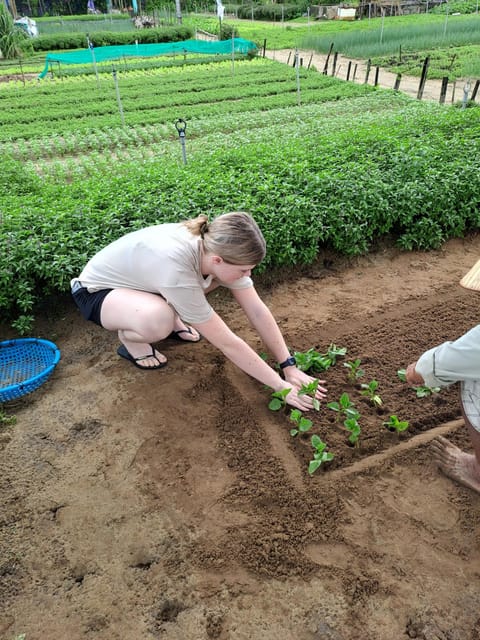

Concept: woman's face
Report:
left=210, top=257, right=256, bottom=283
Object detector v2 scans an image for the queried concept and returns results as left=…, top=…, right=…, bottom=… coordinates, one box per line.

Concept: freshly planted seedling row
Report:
left=267, top=346, right=429, bottom=475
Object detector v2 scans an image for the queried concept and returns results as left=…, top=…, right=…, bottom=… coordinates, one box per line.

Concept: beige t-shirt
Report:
left=72, top=223, right=253, bottom=324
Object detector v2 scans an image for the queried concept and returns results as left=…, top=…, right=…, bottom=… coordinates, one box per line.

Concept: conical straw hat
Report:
left=460, top=258, right=480, bottom=291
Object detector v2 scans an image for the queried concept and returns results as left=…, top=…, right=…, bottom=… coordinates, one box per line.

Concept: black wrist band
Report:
left=279, top=356, right=296, bottom=369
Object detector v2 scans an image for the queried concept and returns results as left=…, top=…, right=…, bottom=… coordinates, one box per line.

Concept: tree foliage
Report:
left=0, top=3, right=30, bottom=59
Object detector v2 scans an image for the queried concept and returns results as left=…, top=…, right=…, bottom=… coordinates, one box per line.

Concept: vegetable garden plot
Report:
left=0, top=59, right=375, bottom=142
left=2, top=241, right=480, bottom=640
left=270, top=289, right=473, bottom=476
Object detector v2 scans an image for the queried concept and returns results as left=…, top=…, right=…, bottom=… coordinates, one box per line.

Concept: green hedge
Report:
left=236, top=4, right=305, bottom=20
left=1, top=103, right=479, bottom=333
left=32, top=25, right=194, bottom=51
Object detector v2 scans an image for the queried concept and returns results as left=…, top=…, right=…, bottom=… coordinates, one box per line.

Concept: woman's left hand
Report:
left=283, top=367, right=327, bottom=401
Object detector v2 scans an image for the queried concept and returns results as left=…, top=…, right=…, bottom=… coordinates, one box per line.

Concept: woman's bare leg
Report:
left=99, top=289, right=174, bottom=367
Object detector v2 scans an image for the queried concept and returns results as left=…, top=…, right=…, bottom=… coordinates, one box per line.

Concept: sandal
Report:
left=167, top=326, right=201, bottom=343
left=117, top=344, right=167, bottom=370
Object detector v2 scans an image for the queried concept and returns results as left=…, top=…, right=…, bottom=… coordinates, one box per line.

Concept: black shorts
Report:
left=71, top=282, right=112, bottom=327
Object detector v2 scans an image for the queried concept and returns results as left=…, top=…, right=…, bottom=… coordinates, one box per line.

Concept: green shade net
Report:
left=38, top=38, right=257, bottom=78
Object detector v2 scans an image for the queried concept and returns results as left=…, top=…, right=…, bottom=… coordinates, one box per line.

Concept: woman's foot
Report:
left=169, top=320, right=201, bottom=342
left=431, top=435, right=480, bottom=495
left=118, top=331, right=167, bottom=369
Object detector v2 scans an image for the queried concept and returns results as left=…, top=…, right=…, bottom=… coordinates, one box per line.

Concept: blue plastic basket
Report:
left=0, top=338, right=61, bottom=403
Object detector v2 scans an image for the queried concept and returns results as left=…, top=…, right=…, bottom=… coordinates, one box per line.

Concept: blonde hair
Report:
left=184, top=212, right=266, bottom=265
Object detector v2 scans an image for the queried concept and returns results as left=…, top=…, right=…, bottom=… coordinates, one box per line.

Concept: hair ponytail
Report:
left=184, top=212, right=266, bottom=265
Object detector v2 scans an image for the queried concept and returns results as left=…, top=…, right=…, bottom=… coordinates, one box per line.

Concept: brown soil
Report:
left=1, top=236, right=480, bottom=640
left=0, top=73, right=38, bottom=83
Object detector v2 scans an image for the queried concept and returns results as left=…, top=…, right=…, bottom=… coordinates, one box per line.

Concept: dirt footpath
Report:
left=265, top=47, right=470, bottom=104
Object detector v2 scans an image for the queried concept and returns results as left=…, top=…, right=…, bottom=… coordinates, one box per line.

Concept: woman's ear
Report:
left=211, top=255, right=223, bottom=265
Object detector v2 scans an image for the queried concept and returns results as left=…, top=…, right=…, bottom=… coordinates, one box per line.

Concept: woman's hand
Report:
left=282, top=367, right=327, bottom=410
left=405, top=361, right=425, bottom=386
left=283, top=367, right=327, bottom=399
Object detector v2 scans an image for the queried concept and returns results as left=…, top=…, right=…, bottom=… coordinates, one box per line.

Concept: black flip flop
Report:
left=117, top=344, right=167, bottom=370
left=167, top=326, right=202, bottom=343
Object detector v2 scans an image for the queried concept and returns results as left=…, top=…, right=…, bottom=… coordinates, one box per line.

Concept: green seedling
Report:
left=344, top=417, right=361, bottom=446
left=344, top=358, right=365, bottom=382
left=397, top=368, right=440, bottom=396
left=383, top=415, right=409, bottom=432
left=268, top=387, right=291, bottom=411
left=293, top=348, right=331, bottom=373
left=414, top=385, right=441, bottom=398
left=289, top=409, right=313, bottom=437
left=308, top=435, right=334, bottom=475
left=298, top=379, right=321, bottom=411
left=294, top=343, right=347, bottom=374
left=327, top=392, right=359, bottom=421
left=360, top=379, right=383, bottom=408
left=326, top=343, right=347, bottom=365
left=328, top=393, right=361, bottom=444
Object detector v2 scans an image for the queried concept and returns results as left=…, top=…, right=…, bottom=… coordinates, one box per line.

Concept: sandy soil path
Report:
left=264, top=47, right=470, bottom=104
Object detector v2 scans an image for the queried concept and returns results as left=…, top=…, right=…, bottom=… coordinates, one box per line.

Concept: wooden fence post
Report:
left=364, top=59, right=371, bottom=84
left=287, top=51, right=291, bottom=65
left=439, top=77, right=448, bottom=104
left=394, top=73, right=402, bottom=91
left=471, top=80, right=479, bottom=102
left=346, top=60, right=352, bottom=81
left=262, top=38, right=266, bottom=58
left=417, top=56, right=430, bottom=100
left=374, top=66, right=380, bottom=86
left=332, top=52, right=338, bottom=76
left=323, top=42, right=334, bottom=75
left=307, top=53, right=313, bottom=70
left=353, top=63, right=358, bottom=81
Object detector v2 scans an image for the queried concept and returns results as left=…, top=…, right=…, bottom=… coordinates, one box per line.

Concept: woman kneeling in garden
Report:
left=71, top=211, right=325, bottom=411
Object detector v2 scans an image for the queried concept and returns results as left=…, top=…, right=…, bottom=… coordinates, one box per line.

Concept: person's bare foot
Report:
left=431, top=435, right=480, bottom=494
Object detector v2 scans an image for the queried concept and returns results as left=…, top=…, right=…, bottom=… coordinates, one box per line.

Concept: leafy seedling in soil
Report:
left=298, top=379, right=321, bottom=411
left=293, top=348, right=331, bottom=373
left=327, top=392, right=359, bottom=422
left=294, top=343, right=347, bottom=373
left=397, top=368, right=440, bottom=397
left=414, top=385, right=441, bottom=398
left=327, top=393, right=361, bottom=445
left=308, top=435, right=334, bottom=475
left=326, top=343, right=347, bottom=365
left=344, top=358, right=365, bottom=383
left=344, top=417, right=361, bottom=446
left=289, top=409, right=313, bottom=437
left=268, top=387, right=291, bottom=411
left=360, top=379, right=383, bottom=408
left=383, top=415, right=409, bottom=432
